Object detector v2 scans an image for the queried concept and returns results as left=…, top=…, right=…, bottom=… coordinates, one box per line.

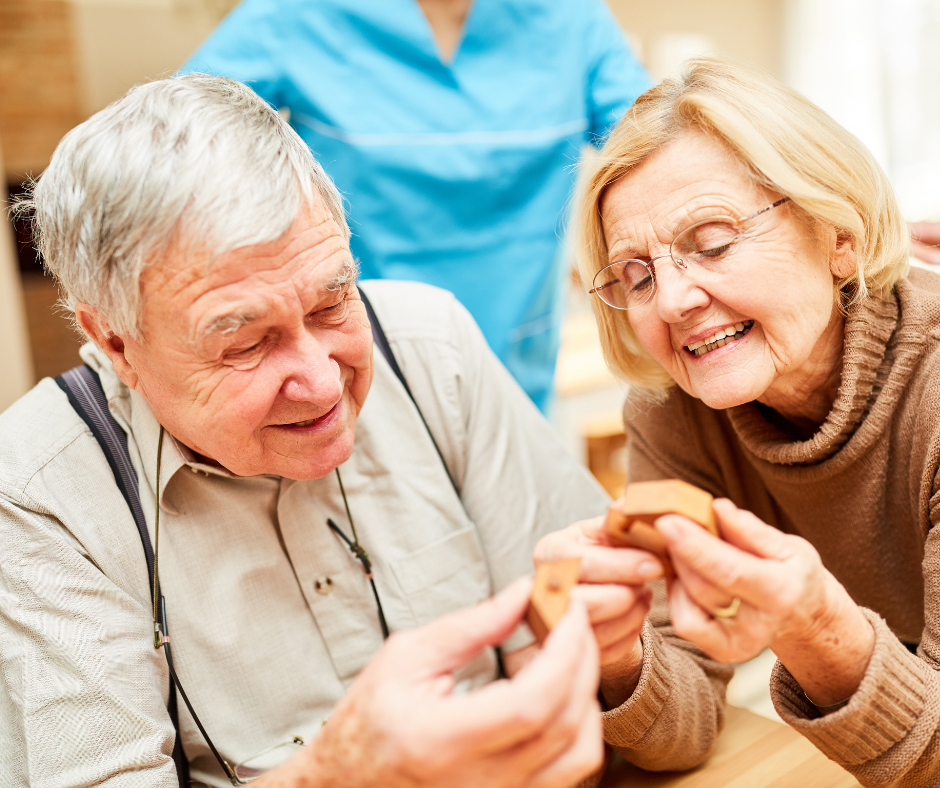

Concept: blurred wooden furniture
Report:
left=582, top=408, right=627, bottom=500
left=600, top=705, right=861, bottom=788
left=554, top=298, right=628, bottom=496
left=0, top=143, right=33, bottom=410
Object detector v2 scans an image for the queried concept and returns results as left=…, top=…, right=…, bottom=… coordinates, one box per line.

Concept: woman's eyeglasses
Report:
left=589, top=197, right=791, bottom=311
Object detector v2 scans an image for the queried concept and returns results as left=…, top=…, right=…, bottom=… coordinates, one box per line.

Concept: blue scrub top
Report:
left=183, top=0, right=649, bottom=411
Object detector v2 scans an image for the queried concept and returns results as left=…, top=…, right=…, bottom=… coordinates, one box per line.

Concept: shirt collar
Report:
left=79, top=342, right=247, bottom=511
left=727, top=285, right=901, bottom=465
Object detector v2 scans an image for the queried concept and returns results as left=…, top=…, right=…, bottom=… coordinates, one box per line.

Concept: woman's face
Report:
left=600, top=132, right=850, bottom=411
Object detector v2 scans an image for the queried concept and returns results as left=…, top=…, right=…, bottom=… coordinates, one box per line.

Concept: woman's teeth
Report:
left=686, top=321, right=754, bottom=357
left=293, top=417, right=319, bottom=427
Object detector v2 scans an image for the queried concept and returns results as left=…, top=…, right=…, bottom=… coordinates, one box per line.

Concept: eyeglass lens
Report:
left=593, top=217, right=743, bottom=310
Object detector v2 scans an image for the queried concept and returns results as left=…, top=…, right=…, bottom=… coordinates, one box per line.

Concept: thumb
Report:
left=713, top=499, right=791, bottom=559
left=404, top=576, right=534, bottom=678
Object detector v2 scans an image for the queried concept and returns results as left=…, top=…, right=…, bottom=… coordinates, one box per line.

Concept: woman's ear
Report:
left=827, top=226, right=857, bottom=279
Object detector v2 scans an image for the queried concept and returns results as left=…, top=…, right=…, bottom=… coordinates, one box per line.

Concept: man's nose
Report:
left=653, top=260, right=710, bottom=322
left=279, top=333, right=343, bottom=403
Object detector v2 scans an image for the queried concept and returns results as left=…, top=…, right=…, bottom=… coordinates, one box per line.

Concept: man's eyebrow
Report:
left=201, top=310, right=260, bottom=339
left=325, top=257, right=360, bottom=292
left=197, top=259, right=359, bottom=342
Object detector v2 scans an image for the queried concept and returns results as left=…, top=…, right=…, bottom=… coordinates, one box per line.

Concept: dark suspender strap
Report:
left=359, top=287, right=460, bottom=496
left=55, top=366, right=190, bottom=788
left=55, top=366, right=154, bottom=588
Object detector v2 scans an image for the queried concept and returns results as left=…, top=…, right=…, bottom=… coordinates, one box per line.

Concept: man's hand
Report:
left=263, top=577, right=603, bottom=788
left=910, top=222, right=940, bottom=264
left=534, top=517, right=663, bottom=708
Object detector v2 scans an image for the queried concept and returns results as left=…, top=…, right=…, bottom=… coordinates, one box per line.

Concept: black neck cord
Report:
left=152, top=426, right=245, bottom=785
left=150, top=444, right=389, bottom=785
left=327, top=468, right=390, bottom=639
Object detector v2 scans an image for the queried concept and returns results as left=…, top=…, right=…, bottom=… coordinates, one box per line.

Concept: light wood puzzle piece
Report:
left=526, top=558, right=581, bottom=645
left=606, top=479, right=717, bottom=579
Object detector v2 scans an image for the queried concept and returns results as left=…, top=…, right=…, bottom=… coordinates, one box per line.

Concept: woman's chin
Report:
left=687, top=381, right=763, bottom=411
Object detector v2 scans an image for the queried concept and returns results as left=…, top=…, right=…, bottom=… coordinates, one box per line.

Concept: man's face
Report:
left=119, top=198, right=373, bottom=479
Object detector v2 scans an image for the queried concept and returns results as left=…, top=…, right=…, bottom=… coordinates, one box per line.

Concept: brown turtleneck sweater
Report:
left=606, top=267, right=940, bottom=786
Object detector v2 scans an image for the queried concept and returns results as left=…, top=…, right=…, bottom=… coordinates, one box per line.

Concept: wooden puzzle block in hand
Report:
left=605, top=479, right=717, bottom=579
left=526, top=557, right=581, bottom=645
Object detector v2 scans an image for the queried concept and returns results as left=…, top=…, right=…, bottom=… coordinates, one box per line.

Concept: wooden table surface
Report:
left=599, top=706, right=862, bottom=788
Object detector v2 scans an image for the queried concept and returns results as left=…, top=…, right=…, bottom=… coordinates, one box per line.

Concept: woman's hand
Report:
left=658, top=499, right=875, bottom=706
left=534, top=517, right=663, bottom=707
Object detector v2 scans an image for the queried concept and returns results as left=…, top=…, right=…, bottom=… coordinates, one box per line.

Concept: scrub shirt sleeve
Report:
left=583, top=0, right=651, bottom=144
left=178, top=0, right=288, bottom=109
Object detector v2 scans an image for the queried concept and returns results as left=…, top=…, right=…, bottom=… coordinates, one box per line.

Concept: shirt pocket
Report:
left=389, top=526, right=491, bottom=626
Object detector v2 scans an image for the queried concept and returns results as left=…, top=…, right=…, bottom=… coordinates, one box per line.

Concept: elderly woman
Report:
left=539, top=58, right=939, bottom=785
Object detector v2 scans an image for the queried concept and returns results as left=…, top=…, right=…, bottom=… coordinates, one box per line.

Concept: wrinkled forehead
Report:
left=599, top=133, right=766, bottom=255
left=140, top=199, right=355, bottom=338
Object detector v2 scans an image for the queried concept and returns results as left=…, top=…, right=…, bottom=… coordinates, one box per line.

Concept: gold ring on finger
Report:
left=712, top=597, right=741, bottom=620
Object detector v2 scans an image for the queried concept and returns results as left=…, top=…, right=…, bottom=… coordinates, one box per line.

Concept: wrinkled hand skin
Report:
left=255, top=577, right=604, bottom=788
left=658, top=498, right=875, bottom=707
left=534, top=517, right=664, bottom=708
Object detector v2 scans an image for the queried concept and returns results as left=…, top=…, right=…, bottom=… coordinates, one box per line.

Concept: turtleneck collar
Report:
left=727, top=286, right=902, bottom=465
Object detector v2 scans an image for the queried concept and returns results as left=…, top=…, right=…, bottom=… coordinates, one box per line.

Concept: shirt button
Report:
left=314, top=577, right=334, bottom=596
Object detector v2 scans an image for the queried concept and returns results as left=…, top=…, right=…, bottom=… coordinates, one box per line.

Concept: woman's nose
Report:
left=653, top=261, right=710, bottom=322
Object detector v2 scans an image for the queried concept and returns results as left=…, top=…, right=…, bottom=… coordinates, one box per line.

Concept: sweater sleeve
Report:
left=602, top=578, right=734, bottom=770
left=593, top=418, right=733, bottom=771
left=770, top=609, right=936, bottom=787
left=769, top=519, right=940, bottom=786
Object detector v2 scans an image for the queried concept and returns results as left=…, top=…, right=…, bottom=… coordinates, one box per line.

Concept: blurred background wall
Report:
left=0, top=137, right=32, bottom=412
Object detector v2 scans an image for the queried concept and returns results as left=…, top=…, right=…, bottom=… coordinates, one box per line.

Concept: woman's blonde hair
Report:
left=576, top=56, right=910, bottom=392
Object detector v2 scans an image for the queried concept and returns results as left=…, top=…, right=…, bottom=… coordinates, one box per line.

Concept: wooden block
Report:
left=526, top=558, right=581, bottom=645
left=605, top=479, right=717, bottom=578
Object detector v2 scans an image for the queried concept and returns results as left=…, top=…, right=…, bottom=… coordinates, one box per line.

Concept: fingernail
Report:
left=656, top=517, right=678, bottom=539
left=639, top=560, right=661, bottom=579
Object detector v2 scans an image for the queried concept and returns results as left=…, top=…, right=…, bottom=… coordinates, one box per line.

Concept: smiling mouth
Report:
left=279, top=401, right=340, bottom=428
left=686, top=321, right=754, bottom=357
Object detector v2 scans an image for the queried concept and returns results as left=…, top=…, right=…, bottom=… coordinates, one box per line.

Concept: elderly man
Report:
left=0, top=75, right=611, bottom=787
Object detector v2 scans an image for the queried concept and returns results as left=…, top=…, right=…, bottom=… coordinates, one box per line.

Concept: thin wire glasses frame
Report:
left=589, top=197, right=791, bottom=310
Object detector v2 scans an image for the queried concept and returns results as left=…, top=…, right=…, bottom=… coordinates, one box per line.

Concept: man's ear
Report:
left=74, top=304, right=140, bottom=391
left=827, top=226, right=858, bottom=279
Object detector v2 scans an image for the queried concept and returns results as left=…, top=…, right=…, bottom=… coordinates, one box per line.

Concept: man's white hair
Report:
left=18, top=74, right=350, bottom=337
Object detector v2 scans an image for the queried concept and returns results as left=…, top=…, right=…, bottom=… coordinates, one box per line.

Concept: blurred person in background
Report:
left=182, top=0, right=649, bottom=412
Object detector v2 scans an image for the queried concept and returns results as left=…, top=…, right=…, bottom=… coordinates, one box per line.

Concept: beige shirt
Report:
left=0, top=280, right=608, bottom=788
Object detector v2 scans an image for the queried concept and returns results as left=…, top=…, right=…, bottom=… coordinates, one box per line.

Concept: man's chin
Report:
left=260, top=430, right=356, bottom=480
